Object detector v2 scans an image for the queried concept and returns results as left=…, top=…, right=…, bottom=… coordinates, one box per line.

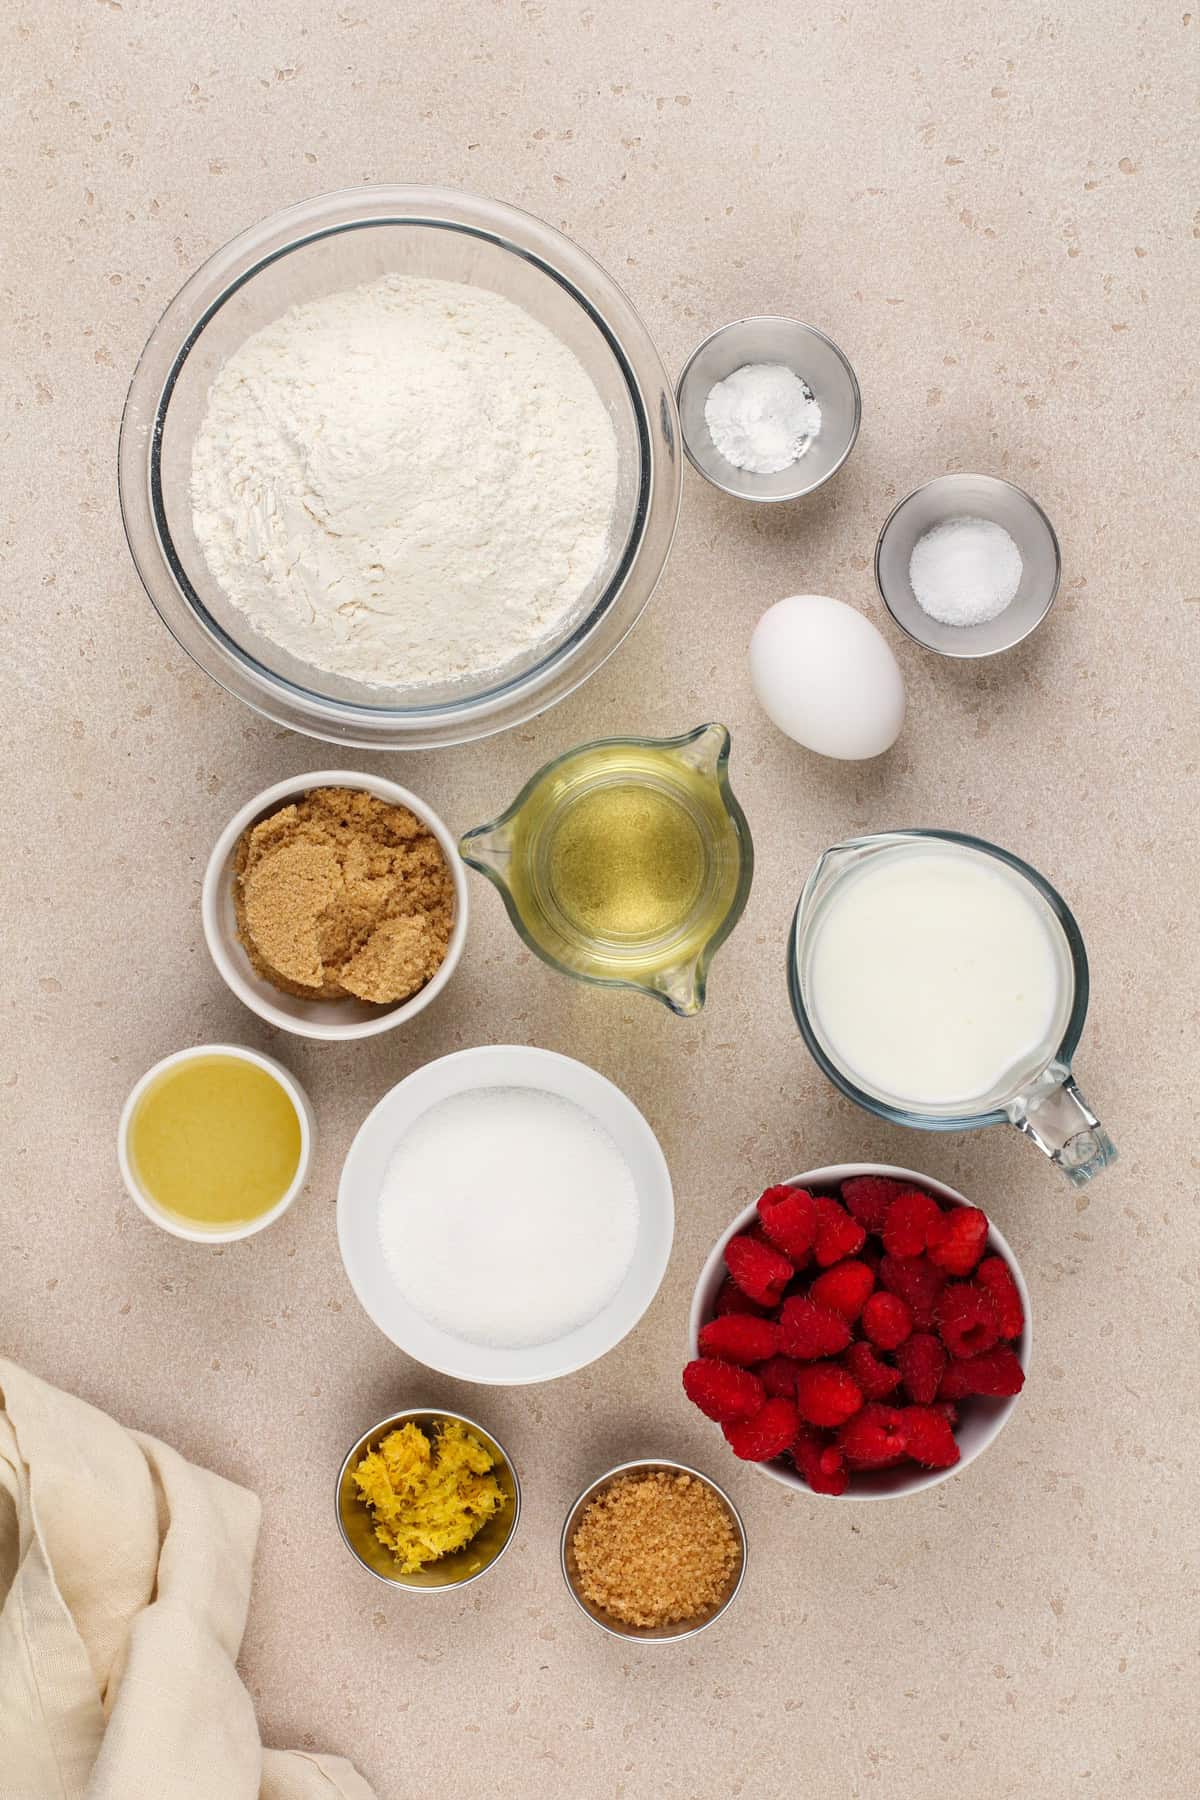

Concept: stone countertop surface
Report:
left=2, top=3, right=1196, bottom=1796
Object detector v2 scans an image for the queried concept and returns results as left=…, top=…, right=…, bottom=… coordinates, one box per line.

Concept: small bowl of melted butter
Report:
left=117, top=1043, right=314, bottom=1243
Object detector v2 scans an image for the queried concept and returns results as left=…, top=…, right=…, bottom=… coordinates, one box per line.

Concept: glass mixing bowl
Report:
left=118, top=187, right=681, bottom=749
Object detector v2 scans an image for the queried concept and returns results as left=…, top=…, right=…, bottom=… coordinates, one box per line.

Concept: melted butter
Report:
left=128, top=1054, right=302, bottom=1229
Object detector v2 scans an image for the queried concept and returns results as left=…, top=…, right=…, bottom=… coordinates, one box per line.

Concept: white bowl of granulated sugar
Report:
left=337, top=1046, right=675, bottom=1384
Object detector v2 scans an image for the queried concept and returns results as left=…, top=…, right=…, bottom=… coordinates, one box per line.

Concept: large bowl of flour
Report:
left=119, top=187, right=681, bottom=748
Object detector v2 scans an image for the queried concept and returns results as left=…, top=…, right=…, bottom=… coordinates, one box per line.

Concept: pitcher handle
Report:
left=1006, top=1061, right=1117, bottom=1188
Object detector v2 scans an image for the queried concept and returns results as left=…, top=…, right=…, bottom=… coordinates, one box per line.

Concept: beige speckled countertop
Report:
left=2, top=3, right=1197, bottom=1796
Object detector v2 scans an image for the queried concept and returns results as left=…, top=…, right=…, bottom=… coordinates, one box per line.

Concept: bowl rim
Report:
left=200, top=769, right=469, bottom=1041
left=117, top=183, right=682, bottom=749
left=116, top=1042, right=315, bottom=1243
left=675, top=314, right=862, bottom=502
left=336, top=1044, right=675, bottom=1384
left=559, top=1455, right=748, bottom=1641
left=688, top=1162, right=1032, bottom=1500
left=335, top=1405, right=522, bottom=1591
left=874, top=472, right=1062, bottom=659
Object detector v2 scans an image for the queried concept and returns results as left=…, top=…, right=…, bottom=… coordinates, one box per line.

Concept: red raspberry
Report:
left=936, top=1359, right=975, bottom=1401
left=724, top=1232, right=792, bottom=1308
left=883, top=1190, right=945, bottom=1259
left=879, top=1253, right=947, bottom=1328
left=895, top=1332, right=947, bottom=1404
left=934, top=1399, right=960, bottom=1427
left=757, top=1183, right=797, bottom=1211
left=928, top=1206, right=989, bottom=1276
left=809, top=1259, right=875, bottom=1322
left=698, top=1314, right=780, bottom=1366
left=844, top=1339, right=903, bottom=1400
left=941, top=1345, right=1025, bottom=1397
left=757, top=1185, right=818, bottom=1263
left=714, top=1276, right=768, bottom=1318
left=682, top=1358, right=764, bottom=1424
left=794, top=1362, right=864, bottom=1427
left=861, top=1290, right=913, bottom=1350
left=935, top=1282, right=1000, bottom=1359
left=813, top=1196, right=867, bottom=1267
left=901, top=1404, right=961, bottom=1469
left=722, top=1396, right=799, bottom=1462
left=840, top=1173, right=906, bottom=1232
left=758, top=1354, right=800, bottom=1398
left=836, top=1403, right=908, bottom=1468
left=791, top=1425, right=849, bottom=1496
left=778, top=1296, right=852, bottom=1361
left=976, top=1255, right=1025, bottom=1339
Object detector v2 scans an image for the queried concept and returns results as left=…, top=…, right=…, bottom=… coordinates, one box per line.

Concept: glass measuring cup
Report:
left=788, top=830, right=1116, bottom=1187
left=459, top=723, right=753, bottom=1016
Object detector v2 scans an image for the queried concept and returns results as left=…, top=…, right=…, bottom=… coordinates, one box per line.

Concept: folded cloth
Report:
left=0, top=1359, right=376, bottom=1800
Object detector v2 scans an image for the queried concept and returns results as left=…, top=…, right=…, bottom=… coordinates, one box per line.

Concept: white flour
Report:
left=190, top=275, right=619, bottom=689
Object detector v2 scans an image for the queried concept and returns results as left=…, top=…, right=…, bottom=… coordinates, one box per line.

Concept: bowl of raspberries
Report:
left=683, top=1165, right=1029, bottom=1498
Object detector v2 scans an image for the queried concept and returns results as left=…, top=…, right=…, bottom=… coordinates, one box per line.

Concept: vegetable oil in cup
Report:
left=460, top=724, right=753, bottom=1016
left=545, top=779, right=707, bottom=943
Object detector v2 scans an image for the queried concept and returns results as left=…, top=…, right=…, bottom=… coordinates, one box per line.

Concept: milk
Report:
left=805, top=842, right=1070, bottom=1111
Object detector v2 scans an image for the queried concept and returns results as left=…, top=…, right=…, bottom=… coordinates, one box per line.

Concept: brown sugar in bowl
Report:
left=202, top=770, right=468, bottom=1041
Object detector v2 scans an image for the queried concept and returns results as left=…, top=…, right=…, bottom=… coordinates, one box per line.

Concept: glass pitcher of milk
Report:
left=789, top=830, right=1116, bottom=1187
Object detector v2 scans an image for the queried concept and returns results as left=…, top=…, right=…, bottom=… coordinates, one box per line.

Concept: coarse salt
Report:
left=908, top=515, right=1023, bottom=628
left=378, top=1086, right=639, bottom=1348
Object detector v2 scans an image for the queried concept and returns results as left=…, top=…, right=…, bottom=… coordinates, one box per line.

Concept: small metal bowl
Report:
left=560, top=1458, right=747, bottom=1641
left=676, top=316, right=861, bottom=502
left=875, top=473, right=1061, bottom=658
left=336, top=1407, right=521, bottom=1591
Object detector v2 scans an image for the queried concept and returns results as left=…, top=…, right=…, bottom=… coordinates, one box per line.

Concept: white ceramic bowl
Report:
left=688, top=1163, right=1031, bottom=1500
left=117, top=1043, right=315, bottom=1243
left=201, top=770, right=468, bottom=1041
left=338, top=1045, right=674, bottom=1384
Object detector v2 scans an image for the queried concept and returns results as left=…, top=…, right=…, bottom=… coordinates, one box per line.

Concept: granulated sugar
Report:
left=378, top=1087, right=639, bottom=1348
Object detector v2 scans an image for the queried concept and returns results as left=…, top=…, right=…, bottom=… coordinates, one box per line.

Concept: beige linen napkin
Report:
left=0, top=1359, right=376, bottom=1800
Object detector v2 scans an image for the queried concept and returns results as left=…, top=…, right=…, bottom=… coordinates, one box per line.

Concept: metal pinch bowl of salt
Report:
left=875, top=473, right=1062, bottom=659
left=675, top=316, right=862, bottom=502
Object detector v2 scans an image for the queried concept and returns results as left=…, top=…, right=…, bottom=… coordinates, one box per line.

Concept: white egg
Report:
left=749, top=593, right=906, bottom=760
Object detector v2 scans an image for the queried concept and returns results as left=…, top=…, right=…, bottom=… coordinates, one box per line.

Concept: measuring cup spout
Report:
left=458, top=817, right=515, bottom=891
left=794, top=841, right=859, bottom=937
left=668, top=719, right=729, bottom=780
left=1006, top=1062, right=1117, bottom=1187
left=650, top=955, right=704, bottom=1018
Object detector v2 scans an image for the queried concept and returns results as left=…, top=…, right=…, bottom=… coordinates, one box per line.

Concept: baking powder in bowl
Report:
left=190, top=275, right=619, bottom=690
left=378, top=1086, right=639, bottom=1348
